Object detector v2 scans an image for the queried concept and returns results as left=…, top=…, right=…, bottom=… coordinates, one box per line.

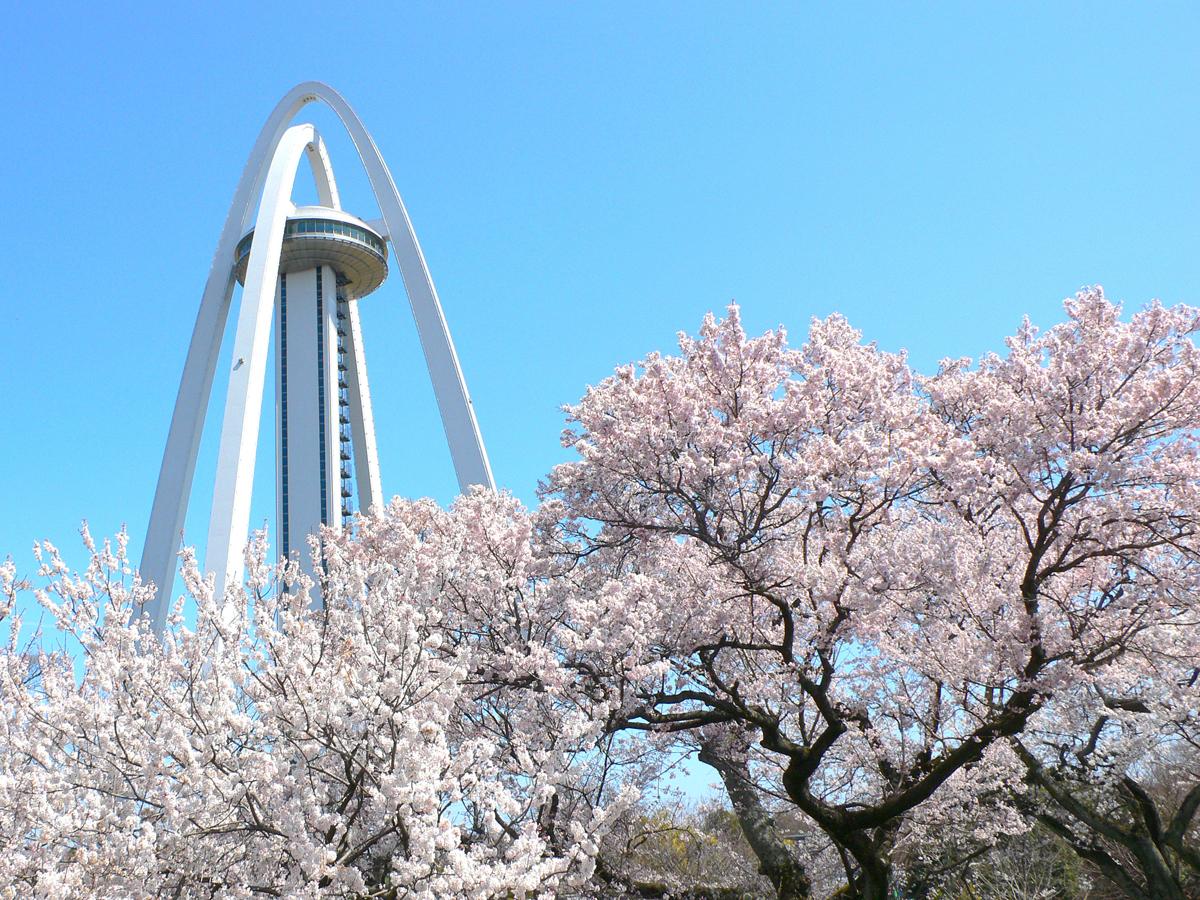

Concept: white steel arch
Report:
left=205, top=123, right=319, bottom=602
left=142, top=83, right=495, bottom=631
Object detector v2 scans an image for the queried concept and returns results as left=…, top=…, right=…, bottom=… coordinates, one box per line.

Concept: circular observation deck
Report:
left=234, top=206, right=388, bottom=299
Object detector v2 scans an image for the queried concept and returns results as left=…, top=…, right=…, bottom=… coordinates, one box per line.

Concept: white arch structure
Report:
left=142, top=82, right=494, bottom=631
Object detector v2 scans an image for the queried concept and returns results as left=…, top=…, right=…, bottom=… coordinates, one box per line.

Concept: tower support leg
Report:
left=205, top=124, right=321, bottom=603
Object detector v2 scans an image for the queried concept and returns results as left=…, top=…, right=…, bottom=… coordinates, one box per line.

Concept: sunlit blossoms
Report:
left=542, top=289, right=1200, bottom=899
left=1, top=288, right=1197, bottom=899
left=0, top=521, right=617, bottom=898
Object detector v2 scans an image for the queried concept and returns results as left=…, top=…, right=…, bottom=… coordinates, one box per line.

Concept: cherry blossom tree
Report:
left=0, top=516, right=623, bottom=899
left=1013, top=668, right=1200, bottom=898
left=541, top=290, right=1200, bottom=899
left=3, top=288, right=1197, bottom=900
left=337, top=491, right=659, bottom=878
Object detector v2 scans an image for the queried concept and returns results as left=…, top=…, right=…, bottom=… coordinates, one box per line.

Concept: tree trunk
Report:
left=1128, top=837, right=1185, bottom=900
left=836, top=829, right=893, bottom=900
left=699, top=736, right=813, bottom=900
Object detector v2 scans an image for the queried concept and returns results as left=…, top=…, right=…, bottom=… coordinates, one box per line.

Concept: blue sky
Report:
left=2, top=2, right=1198, bottom=579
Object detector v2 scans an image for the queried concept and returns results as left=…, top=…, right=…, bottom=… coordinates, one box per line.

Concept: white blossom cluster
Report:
left=0, top=516, right=624, bottom=898
left=2, top=288, right=1198, bottom=898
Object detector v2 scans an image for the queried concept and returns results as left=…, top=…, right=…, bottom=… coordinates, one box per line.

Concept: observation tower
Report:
left=233, top=207, right=389, bottom=566
left=141, top=83, right=494, bottom=632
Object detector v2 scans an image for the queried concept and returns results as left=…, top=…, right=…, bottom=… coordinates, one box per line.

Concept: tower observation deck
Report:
left=233, top=207, right=388, bottom=298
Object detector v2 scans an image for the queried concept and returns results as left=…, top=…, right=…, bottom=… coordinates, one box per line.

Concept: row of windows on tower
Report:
left=316, top=272, right=330, bottom=528
left=287, top=218, right=385, bottom=255
left=335, top=296, right=356, bottom=520
left=235, top=218, right=386, bottom=262
left=279, top=275, right=290, bottom=559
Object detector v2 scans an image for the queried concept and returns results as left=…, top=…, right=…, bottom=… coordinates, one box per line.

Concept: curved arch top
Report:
left=245, top=83, right=494, bottom=495
left=141, top=83, right=494, bottom=630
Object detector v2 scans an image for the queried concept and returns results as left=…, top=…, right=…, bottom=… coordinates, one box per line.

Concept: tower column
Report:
left=275, top=266, right=341, bottom=579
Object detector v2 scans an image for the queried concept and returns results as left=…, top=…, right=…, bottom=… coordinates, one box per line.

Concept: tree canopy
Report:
left=2, top=289, right=1198, bottom=899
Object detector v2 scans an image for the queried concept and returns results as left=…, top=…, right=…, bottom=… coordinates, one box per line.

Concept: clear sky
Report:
left=2, top=2, right=1198, bottom=578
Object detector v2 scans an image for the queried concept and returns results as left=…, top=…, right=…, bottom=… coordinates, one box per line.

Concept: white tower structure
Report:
left=141, top=83, right=494, bottom=632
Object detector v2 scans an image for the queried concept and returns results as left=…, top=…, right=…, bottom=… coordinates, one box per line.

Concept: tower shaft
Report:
left=275, top=267, right=342, bottom=573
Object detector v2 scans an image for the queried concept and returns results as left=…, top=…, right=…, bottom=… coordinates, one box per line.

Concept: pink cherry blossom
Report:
left=542, top=289, right=1200, bottom=899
